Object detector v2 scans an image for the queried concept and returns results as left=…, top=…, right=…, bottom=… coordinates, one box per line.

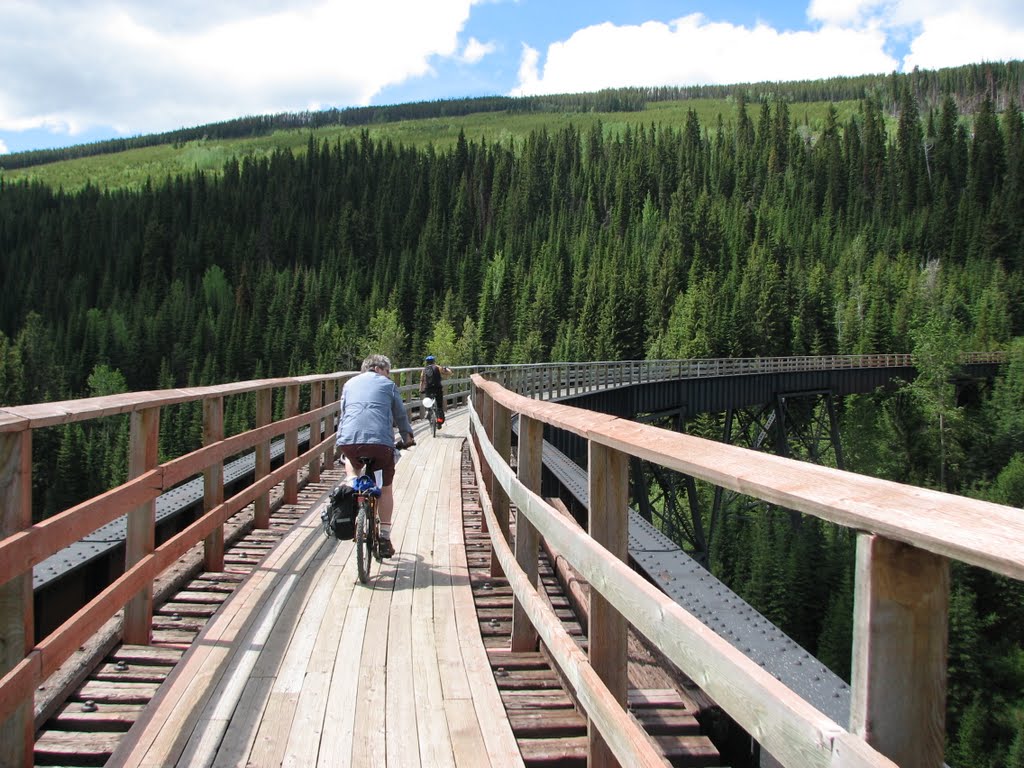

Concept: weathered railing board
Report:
left=511, top=414, right=541, bottom=654
left=0, top=471, right=162, bottom=590
left=202, top=397, right=225, bottom=572
left=587, top=440, right=630, bottom=768
left=0, top=430, right=32, bottom=768
left=0, top=402, right=341, bottom=593
left=591, top=419, right=1024, bottom=582
left=125, top=407, right=160, bottom=646
left=466, top=428, right=669, bottom=768
left=0, top=432, right=334, bottom=728
left=470, top=375, right=902, bottom=767
left=850, top=535, right=949, bottom=768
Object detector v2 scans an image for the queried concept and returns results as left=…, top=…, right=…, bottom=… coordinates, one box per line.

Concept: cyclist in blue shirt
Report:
left=336, top=354, right=415, bottom=558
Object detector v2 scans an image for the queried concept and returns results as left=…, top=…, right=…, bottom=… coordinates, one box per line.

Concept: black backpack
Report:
left=424, top=363, right=441, bottom=389
left=322, top=484, right=357, bottom=539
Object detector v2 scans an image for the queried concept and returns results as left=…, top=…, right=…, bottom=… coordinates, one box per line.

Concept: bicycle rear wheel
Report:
left=355, top=499, right=372, bottom=584
left=430, top=405, right=437, bottom=438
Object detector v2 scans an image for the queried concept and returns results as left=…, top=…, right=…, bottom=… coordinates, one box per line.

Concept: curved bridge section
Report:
left=468, top=356, right=1022, bottom=768
left=0, top=354, right=1013, bottom=767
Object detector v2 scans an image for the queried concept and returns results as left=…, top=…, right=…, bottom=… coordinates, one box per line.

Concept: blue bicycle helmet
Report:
left=425, top=355, right=435, bottom=362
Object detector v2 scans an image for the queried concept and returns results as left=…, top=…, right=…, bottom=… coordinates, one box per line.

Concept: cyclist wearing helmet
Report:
left=336, top=354, right=415, bottom=558
left=420, top=354, right=452, bottom=428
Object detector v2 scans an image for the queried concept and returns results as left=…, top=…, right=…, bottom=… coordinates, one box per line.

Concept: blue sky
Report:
left=2, top=0, right=1023, bottom=156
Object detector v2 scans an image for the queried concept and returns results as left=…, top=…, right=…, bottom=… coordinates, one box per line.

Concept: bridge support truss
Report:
left=630, top=389, right=844, bottom=569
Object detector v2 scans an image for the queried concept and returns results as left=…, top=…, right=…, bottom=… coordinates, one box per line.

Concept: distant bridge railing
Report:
left=467, top=357, right=1021, bottom=768
left=0, top=353, right=1007, bottom=763
left=445, top=352, right=1003, bottom=404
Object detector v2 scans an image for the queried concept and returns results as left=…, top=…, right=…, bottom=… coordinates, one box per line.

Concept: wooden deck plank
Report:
left=116, top=500, right=332, bottom=767
left=351, top=574, right=394, bottom=765
left=174, top=512, right=329, bottom=767
left=448, top=446, right=526, bottom=768
left=316, top=560, right=372, bottom=768
left=411, top=436, right=459, bottom=768
left=209, top=676, right=273, bottom=768
left=282, top=546, right=357, bottom=767
left=445, top=698, right=492, bottom=768
left=243, top=536, right=340, bottom=767
left=115, top=411, right=531, bottom=768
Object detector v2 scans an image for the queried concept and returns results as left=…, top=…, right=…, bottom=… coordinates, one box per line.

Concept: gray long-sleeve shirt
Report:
left=335, top=370, right=413, bottom=446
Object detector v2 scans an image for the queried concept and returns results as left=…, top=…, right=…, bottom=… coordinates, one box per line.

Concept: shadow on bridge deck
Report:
left=108, top=409, right=525, bottom=768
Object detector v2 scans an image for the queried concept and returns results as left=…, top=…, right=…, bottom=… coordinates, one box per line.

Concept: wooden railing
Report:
left=0, top=354, right=1007, bottom=765
left=0, top=372, right=356, bottom=765
left=0, top=362, right=494, bottom=763
left=468, top=366, right=1023, bottom=768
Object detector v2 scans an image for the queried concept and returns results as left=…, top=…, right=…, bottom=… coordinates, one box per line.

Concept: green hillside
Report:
left=3, top=62, right=1024, bottom=763
left=2, top=97, right=865, bottom=192
left=6, top=59, right=1021, bottom=191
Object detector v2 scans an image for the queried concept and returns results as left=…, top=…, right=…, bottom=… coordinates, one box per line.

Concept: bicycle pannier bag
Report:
left=326, top=484, right=357, bottom=539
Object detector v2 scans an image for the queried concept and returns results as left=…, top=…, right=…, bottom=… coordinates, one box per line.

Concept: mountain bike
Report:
left=351, top=456, right=382, bottom=584
left=422, top=395, right=440, bottom=438
left=352, top=441, right=410, bottom=584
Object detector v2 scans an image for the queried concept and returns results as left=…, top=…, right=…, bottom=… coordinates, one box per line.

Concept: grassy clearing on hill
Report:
left=1, top=98, right=864, bottom=193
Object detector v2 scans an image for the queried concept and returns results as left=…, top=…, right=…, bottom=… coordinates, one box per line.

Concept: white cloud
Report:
left=807, top=0, right=891, bottom=27
left=806, top=1, right=1024, bottom=69
left=902, top=7, right=1024, bottom=69
left=512, top=14, right=898, bottom=96
left=514, top=44, right=543, bottom=93
left=462, top=37, right=495, bottom=64
left=0, top=138, right=8, bottom=155
left=0, top=0, right=482, bottom=138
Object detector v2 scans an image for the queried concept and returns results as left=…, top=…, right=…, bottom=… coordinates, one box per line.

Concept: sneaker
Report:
left=378, top=537, right=395, bottom=559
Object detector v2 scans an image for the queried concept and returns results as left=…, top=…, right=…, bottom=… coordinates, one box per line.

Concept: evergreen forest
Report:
left=2, top=61, right=1024, bottom=764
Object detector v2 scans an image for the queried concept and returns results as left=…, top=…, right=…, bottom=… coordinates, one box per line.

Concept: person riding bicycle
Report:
left=336, top=354, right=415, bottom=559
left=420, top=354, right=452, bottom=429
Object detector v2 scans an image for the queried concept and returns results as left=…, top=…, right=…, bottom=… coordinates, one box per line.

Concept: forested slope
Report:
left=2, top=62, right=1024, bottom=763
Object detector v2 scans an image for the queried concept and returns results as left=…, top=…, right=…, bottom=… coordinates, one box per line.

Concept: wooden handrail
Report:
left=0, top=401, right=340, bottom=591
left=467, top=394, right=896, bottom=768
left=0, top=354, right=1008, bottom=763
left=471, top=375, right=1024, bottom=581
left=468, top=362, right=1020, bottom=767
left=466, top=433, right=670, bottom=768
left=0, top=431, right=336, bottom=726
left=0, top=353, right=1003, bottom=433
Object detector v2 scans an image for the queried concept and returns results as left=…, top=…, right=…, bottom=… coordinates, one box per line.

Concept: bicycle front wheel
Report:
left=355, top=499, right=372, bottom=584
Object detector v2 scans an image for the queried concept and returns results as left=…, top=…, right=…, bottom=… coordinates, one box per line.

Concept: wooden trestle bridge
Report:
left=1, top=357, right=1022, bottom=767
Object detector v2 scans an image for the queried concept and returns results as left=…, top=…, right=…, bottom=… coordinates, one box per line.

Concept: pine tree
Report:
left=949, top=693, right=990, bottom=768
left=1008, top=717, right=1024, bottom=768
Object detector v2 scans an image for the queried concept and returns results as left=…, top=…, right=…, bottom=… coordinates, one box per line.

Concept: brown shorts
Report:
left=339, top=443, right=397, bottom=486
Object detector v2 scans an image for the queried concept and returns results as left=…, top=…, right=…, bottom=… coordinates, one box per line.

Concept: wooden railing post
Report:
left=512, top=414, right=541, bottom=652
left=308, top=382, right=322, bottom=483
left=490, top=400, right=511, bottom=578
left=254, top=388, right=272, bottom=528
left=326, top=379, right=338, bottom=469
left=587, top=440, right=629, bottom=768
left=850, top=534, right=949, bottom=767
left=476, top=387, right=493, bottom=537
left=124, top=406, right=159, bottom=646
left=1, top=430, right=32, bottom=767
left=202, top=396, right=225, bottom=572
left=284, top=384, right=299, bottom=505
